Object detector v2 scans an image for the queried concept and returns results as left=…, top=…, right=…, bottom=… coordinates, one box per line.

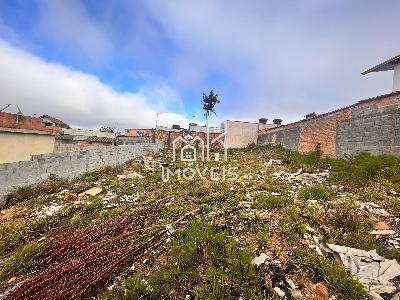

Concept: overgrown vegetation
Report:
left=3, top=146, right=400, bottom=299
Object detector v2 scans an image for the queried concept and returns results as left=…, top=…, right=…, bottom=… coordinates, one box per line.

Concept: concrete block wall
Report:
left=257, top=92, right=400, bottom=157
left=257, top=127, right=300, bottom=151
left=0, top=143, right=163, bottom=201
left=337, top=104, right=400, bottom=157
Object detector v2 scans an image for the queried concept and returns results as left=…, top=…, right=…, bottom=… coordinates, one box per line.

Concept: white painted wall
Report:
left=223, top=120, right=259, bottom=148
left=394, top=63, right=400, bottom=92
left=64, top=128, right=117, bottom=138
left=189, top=125, right=222, bottom=133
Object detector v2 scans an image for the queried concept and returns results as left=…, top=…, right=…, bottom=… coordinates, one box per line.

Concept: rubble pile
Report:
left=273, top=168, right=330, bottom=187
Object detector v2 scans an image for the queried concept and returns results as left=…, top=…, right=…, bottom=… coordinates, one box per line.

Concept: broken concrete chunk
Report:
left=273, top=286, right=285, bottom=297
left=117, top=172, right=144, bottom=180
left=327, top=243, right=400, bottom=299
left=79, top=186, right=102, bottom=196
left=370, top=230, right=396, bottom=236
left=252, top=253, right=268, bottom=267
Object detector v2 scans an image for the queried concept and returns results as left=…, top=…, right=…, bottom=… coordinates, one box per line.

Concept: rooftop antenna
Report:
left=0, top=104, right=11, bottom=112
left=16, top=104, right=24, bottom=116
left=14, top=104, right=24, bottom=127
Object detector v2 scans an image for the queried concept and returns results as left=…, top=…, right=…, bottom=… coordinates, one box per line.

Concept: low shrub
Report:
left=5, top=178, right=66, bottom=207
left=279, top=208, right=307, bottom=244
left=103, top=220, right=266, bottom=299
left=0, top=242, right=48, bottom=279
left=69, top=215, right=90, bottom=228
left=253, top=194, right=292, bottom=209
left=298, top=185, right=329, bottom=201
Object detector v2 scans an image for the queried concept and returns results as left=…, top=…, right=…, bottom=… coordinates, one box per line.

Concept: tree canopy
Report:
left=202, top=90, right=220, bottom=119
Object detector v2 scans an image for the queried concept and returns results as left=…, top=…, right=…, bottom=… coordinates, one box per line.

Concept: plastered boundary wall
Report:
left=0, top=143, right=163, bottom=202
left=257, top=92, right=400, bottom=157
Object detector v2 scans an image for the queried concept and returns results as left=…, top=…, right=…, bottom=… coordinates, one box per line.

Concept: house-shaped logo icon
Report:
left=172, top=135, right=205, bottom=162
left=181, top=144, right=196, bottom=161
left=210, top=134, right=227, bottom=161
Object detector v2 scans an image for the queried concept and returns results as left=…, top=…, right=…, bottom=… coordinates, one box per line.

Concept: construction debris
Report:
left=272, top=169, right=330, bottom=186
left=265, top=159, right=283, bottom=166
left=327, top=243, right=400, bottom=299
left=252, top=253, right=268, bottom=267
left=32, top=203, right=64, bottom=218
left=370, top=230, right=396, bottom=236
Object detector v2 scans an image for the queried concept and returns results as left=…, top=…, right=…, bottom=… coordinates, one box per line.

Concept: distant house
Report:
left=362, top=54, right=400, bottom=92
left=39, top=115, right=69, bottom=129
left=189, top=124, right=222, bottom=133
left=0, top=112, right=55, bottom=163
left=124, top=128, right=154, bottom=137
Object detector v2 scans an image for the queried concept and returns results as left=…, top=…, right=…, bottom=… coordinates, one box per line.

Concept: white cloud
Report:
left=36, top=0, right=112, bottom=65
left=0, top=39, right=191, bottom=130
left=144, top=0, right=400, bottom=123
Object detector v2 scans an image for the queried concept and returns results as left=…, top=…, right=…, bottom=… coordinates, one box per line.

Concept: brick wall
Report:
left=154, top=130, right=222, bottom=148
left=0, top=112, right=62, bottom=133
left=124, top=129, right=223, bottom=148
left=297, top=111, right=351, bottom=155
left=125, top=129, right=153, bottom=137
left=257, top=91, right=400, bottom=157
left=0, top=143, right=163, bottom=203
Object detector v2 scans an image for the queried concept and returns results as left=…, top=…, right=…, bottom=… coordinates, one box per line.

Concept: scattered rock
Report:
left=290, top=290, right=303, bottom=299
left=119, top=195, right=138, bottom=203
left=266, top=159, right=283, bottom=166
left=388, top=237, right=400, bottom=249
left=285, top=276, right=297, bottom=290
left=252, top=253, right=268, bottom=267
left=273, top=169, right=329, bottom=186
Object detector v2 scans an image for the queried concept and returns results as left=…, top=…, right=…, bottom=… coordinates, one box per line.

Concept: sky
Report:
left=0, top=0, right=399, bottom=130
